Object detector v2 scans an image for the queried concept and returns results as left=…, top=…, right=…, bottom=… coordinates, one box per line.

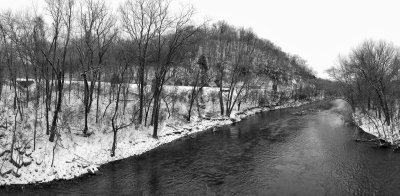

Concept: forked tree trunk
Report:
left=111, top=82, right=123, bottom=157
left=49, top=73, right=64, bottom=142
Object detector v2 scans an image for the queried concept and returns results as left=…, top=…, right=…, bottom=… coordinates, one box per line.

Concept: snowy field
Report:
left=0, top=81, right=314, bottom=186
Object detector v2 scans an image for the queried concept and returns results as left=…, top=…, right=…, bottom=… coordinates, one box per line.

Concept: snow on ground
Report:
left=0, top=81, right=316, bottom=186
left=353, top=112, right=400, bottom=145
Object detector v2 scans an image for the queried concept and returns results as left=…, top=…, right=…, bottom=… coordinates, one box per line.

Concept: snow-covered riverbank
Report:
left=353, top=113, right=400, bottom=145
left=0, top=99, right=314, bottom=186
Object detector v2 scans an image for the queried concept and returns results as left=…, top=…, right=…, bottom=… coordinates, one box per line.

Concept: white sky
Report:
left=2, top=0, right=400, bottom=78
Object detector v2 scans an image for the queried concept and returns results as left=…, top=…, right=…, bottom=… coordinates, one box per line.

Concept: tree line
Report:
left=329, top=40, right=400, bottom=131
left=0, top=0, right=317, bottom=157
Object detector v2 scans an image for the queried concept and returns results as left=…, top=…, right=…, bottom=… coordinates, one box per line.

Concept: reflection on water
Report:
left=6, top=100, right=400, bottom=195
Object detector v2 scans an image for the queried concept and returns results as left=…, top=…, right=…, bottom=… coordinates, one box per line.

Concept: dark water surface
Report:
left=4, top=100, right=400, bottom=195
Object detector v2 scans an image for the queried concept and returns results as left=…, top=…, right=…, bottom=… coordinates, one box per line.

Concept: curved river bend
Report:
left=4, top=99, right=400, bottom=195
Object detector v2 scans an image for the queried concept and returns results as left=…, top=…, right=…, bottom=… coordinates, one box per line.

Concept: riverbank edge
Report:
left=0, top=99, right=320, bottom=190
left=352, top=113, right=398, bottom=148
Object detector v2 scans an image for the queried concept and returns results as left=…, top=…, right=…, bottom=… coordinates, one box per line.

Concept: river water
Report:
left=5, top=99, right=400, bottom=195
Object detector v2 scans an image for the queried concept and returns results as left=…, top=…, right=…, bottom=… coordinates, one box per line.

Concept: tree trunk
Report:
left=144, top=100, right=151, bottom=126
left=123, top=86, right=127, bottom=115
left=89, top=79, right=96, bottom=109
left=187, top=100, right=194, bottom=122
left=111, top=123, right=117, bottom=157
left=109, top=83, right=112, bottom=104
left=45, top=78, right=50, bottom=135
left=51, top=135, right=59, bottom=167
left=152, top=91, right=160, bottom=138
left=34, top=102, right=38, bottom=151
left=219, top=73, right=224, bottom=116
left=82, top=73, right=89, bottom=135
left=49, top=73, right=64, bottom=142
left=111, top=83, right=122, bottom=157
left=138, top=65, right=145, bottom=124
left=0, top=65, right=3, bottom=100
left=187, top=72, right=199, bottom=122
left=96, top=72, right=101, bottom=123
left=10, top=113, right=17, bottom=163
left=384, top=101, right=391, bottom=126
left=68, top=71, right=72, bottom=102
left=25, top=77, right=29, bottom=107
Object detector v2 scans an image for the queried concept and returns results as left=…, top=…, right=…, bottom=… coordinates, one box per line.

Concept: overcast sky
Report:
left=2, top=0, right=400, bottom=78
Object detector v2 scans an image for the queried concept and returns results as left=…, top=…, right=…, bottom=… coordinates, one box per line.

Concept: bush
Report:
left=258, top=96, right=269, bottom=106
left=174, top=79, right=183, bottom=86
left=110, top=73, right=122, bottom=85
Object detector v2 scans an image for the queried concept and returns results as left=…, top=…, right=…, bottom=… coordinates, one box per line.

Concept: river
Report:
left=4, top=99, right=400, bottom=195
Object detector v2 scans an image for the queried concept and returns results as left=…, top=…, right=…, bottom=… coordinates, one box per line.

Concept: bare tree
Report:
left=209, top=21, right=235, bottom=115
left=76, top=0, right=117, bottom=136
left=110, top=62, right=129, bottom=157
left=5, top=12, right=47, bottom=149
left=151, top=4, right=197, bottom=138
left=224, top=29, right=256, bottom=116
left=41, top=0, right=75, bottom=142
left=120, top=0, right=162, bottom=125
left=186, top=54, right=209, bottom=121
left=330, top=40, right=400, bottom=126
